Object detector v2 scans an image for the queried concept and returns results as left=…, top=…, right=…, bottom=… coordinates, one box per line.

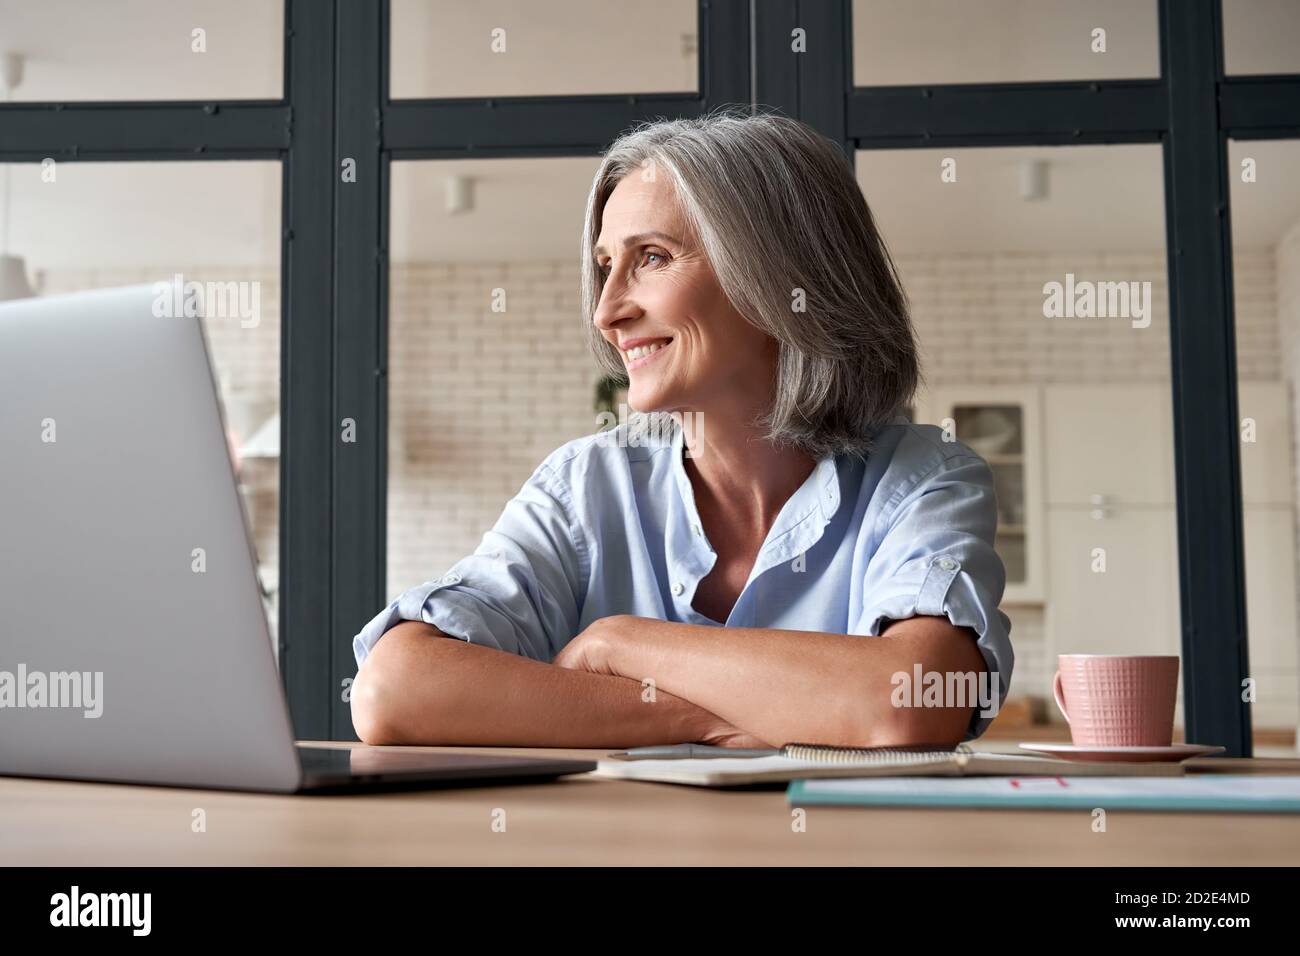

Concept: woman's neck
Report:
left=681, top=414, right=818, bottom=538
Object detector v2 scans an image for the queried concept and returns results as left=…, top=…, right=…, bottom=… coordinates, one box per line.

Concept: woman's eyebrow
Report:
left=592, top=231, right=682, bottom=257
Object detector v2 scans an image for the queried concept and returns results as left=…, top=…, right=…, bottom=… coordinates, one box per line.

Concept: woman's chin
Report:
left=626, top=387, right=670, bottom=415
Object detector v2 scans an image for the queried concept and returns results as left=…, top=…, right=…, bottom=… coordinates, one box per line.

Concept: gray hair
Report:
left=579, top=107, right=919, bottom=460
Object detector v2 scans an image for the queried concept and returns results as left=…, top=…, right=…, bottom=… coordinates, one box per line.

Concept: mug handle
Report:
left=1052, top=670, right=1071, bottom=725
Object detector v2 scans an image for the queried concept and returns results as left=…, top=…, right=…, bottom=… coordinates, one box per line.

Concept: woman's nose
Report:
left=592, top=276, right=641, bottom=332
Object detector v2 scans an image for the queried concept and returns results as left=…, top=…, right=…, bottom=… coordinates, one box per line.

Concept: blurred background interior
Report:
left=2, top=0, right=1298, bottom=750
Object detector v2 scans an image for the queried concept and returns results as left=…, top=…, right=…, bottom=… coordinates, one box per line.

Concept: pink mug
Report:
left=1052, top=654, right=1179, bottom=747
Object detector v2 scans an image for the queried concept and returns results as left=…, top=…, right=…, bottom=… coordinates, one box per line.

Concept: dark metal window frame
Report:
left=1, top=1, right=1295, bottom=754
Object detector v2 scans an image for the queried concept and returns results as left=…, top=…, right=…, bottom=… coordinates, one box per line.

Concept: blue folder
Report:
left=786, top=774, right=1300, bottom=813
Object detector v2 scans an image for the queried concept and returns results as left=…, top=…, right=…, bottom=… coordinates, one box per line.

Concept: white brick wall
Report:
left=386, top=262, right=600, bottom=594
left=901, top=250, right=1280, bottom=386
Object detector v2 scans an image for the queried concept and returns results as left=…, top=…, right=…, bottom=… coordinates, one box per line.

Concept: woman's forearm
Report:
left=601, top=615, right=988, bottom=748
left=350, top=620, right=731, bottom=747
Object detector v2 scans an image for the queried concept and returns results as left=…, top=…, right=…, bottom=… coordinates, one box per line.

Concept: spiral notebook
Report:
left=591, top=742, right=1186, bottom=788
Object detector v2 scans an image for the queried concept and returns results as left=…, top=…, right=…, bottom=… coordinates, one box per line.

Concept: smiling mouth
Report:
left=622, top=338, right=673, bottom=370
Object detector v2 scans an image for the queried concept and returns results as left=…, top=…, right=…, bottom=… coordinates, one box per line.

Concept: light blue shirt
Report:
left=353, top=416, right=1013, bottom=740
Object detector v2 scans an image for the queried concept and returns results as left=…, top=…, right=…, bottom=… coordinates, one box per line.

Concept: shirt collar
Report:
left=669, top=422, right=843, bottom=538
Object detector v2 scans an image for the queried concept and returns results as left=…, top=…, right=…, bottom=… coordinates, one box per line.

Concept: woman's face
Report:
left=592, top=168, right=776, bottom=417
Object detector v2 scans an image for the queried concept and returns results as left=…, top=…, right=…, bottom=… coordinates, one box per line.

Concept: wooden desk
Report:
left=3, top=740, right=1299, bottom=866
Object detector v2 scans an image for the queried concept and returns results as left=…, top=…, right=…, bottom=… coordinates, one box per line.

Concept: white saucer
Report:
left=1017, top=742, right=1227, bottom=763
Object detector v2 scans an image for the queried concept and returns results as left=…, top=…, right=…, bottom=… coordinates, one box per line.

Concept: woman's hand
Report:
left=554, top=615, right=774, bottom=748
left=699, top=719, right=775, bottom=749
left=551, top=615, right=628, bottom=676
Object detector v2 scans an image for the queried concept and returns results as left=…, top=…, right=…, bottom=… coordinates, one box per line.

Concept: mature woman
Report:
left=350, top=110, right=1012, bottom=749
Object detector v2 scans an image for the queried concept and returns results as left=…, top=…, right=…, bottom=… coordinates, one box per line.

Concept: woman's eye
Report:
left=597, top=250, right=666, bottom=278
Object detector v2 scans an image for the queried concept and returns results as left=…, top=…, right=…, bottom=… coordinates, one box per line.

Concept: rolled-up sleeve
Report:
left=352, top=459, right=588, bottom=668
left=850, top=453, right=1014, bottom=741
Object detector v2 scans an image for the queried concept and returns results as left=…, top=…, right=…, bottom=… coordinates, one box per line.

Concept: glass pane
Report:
left=852, top=0, right=1158, bottom=86
left=954, top=405, right=1024, bottom=455
left=857, top=144, right=1188, bottom=740
left=1224, top=0, right=1300, bottom=76
left=390, top=0, right=698, bottom=98
left=0, top=0, right=282, bottom=101
left=2, top=159, right=282, bottom=650
left=386, top=157, right=603, bottom=596
left=1229, top=138, right=1300, bottom=754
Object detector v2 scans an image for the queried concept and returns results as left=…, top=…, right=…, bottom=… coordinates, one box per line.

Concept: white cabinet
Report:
left=1244, top=508, right=1300, bottom=673
left=1045, top=508, right=1181, bottom=659
left=1243, top=507, right=1300, bottom=728
left=1042, top=383, right=1182, bottom=667
left=1238, top=379, right=1299, bottom=727
left=1046, top=381, right=1291, bottom=508
left=1044, top=384, right=1176, bottom=507
left=914, top=385, right=1045, bottom=604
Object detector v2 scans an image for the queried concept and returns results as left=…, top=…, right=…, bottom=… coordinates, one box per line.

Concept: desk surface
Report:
left=4, top=741, right=1300, bottom=866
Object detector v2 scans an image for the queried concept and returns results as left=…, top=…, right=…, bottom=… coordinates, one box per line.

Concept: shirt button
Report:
left=937, top=557, right=958, bottom=572
left=671, top=582, right=685, bottom=596
left=444, top=572, right=462, bottom=584
left=692, top=523, right=702, bottom=536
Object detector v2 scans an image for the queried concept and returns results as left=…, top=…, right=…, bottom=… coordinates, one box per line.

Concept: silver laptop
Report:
left=0, top=286, right=595, bottom=792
